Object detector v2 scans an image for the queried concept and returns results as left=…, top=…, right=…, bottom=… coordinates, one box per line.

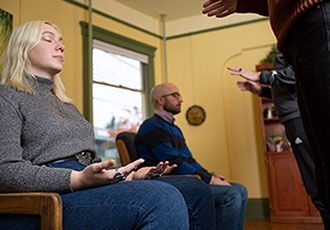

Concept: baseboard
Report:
left=245, top=198, right=270, bottom=220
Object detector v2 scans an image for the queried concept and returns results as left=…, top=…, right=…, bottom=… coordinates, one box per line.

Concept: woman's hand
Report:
left=127, top=161, right=177, bottom=180
left=70, top=158, right=145, bottom=191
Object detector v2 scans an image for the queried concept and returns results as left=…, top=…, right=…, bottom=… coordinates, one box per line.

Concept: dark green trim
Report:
left=245, top=198, right=270, bottom=220
left=64, top=0, right=161, bottom=39
left=80, top=21, right=156, bottom=122
left=81, top=22, right=157, bottom=57
left=167, top=18, right=269, bottom=40
left=81, top=24, right=93, bottom=123
left=64, top=0, right=268, bottom=41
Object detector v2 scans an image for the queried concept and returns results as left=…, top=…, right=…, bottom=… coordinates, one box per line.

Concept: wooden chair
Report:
left=116, top=132, right=140, bottom=166
left=0, top=192, right=62, bottom=230
left=116, top=131, right=200, bottom=179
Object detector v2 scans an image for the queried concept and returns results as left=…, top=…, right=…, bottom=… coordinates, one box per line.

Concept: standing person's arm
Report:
left=227, top=54, right=295, bottom=87
left=202, top=0, right=269, bottom=18
left=229, top=67, right=272, bottom=98
left=236, top=79, right=268, bottom=95
left=268, top=53, right=295, bottom=85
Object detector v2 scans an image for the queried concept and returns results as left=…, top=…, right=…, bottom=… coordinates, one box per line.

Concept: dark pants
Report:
left=283, top=1, right=330, bottom=227
left=284, top=118, right=330, bottom=225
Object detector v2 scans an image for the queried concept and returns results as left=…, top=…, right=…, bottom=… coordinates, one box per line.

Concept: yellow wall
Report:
left=167, top=21, right=276, bottom=198
left=0, top=0, right=276, bottom=198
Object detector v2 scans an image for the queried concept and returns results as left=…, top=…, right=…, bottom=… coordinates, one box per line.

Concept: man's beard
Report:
left=164, top=103, right=181, bottom=115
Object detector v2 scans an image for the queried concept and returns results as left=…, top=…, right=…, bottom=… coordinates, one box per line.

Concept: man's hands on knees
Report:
left=210, top=174, right=231, bottom=186
left=70, top=159, right=177, bottom=191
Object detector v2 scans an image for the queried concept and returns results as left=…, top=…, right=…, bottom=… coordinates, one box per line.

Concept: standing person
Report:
left=202, top=0, right=330, bottom=219
left=136, top=82, right=248, bottom=230
left=228, top=52, right=330, bottom=227
left=0, top=20, right=216, bottom=230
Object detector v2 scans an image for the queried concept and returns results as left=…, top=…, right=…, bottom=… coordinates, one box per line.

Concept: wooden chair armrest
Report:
left=0, top=192, right=63, bottom=230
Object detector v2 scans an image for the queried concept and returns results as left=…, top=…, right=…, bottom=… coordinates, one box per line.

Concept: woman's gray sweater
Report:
left=0, top=77, right=95, bottom=193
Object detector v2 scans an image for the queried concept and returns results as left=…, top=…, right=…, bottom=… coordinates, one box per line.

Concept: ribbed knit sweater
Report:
left=0, top=77, right=95, bottom=193
left=136, top=114, right=212, bottom=183
left=237, top=0, right=324, bottom=50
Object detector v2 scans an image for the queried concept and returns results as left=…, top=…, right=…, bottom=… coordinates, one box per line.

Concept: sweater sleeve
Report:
left=154, top=140, right=212, bottom=183
left=259, top=86, right=272, bottom=99
left=137, top=119, right=212, bottom=183
left=151, top=129, right=202, bottom=173
left=259, top=52, right=295, bottom=86
left=0, top=94, right=72, bottom=193
left=272, top=53, right=295, bottom=85
left=236, top=0, right=269, bottom=16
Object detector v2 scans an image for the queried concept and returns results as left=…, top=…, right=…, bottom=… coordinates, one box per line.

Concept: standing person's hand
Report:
left=227, top=66, right=260, bottom=82
left=202, top=0, right=238, bottom=18
left=237, top=80, right=262, bottom=95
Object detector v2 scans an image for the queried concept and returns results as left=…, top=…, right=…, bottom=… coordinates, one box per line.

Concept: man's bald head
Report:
left=151, top=83, right=178, bottom=108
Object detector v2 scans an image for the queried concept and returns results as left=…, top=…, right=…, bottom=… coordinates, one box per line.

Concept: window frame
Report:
left=80, top=21, right=156, bottom=123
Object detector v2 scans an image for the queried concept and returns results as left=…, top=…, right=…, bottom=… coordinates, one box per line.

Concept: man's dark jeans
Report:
left=284, top=2, right=330, bottom=227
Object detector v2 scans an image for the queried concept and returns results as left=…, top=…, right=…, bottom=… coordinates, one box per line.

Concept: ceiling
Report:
left=114, top=0, right=207, bottom=21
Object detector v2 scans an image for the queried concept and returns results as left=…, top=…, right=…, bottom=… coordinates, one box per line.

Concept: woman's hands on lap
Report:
left=127, top=161, right=177, bottom=180
left=71, top=158, right=144, bottom=190
left=70, top=159, right=177, bottom=191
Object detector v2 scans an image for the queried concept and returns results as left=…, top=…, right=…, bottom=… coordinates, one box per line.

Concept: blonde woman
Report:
left=0, top=21, right=216, bottom=230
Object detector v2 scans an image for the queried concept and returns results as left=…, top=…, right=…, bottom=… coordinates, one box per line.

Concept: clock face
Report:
left=186, top=105, right=206, bottom=126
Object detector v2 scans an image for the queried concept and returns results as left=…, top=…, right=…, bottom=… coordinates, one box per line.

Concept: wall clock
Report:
left=186, top=105, right=206, bottom=126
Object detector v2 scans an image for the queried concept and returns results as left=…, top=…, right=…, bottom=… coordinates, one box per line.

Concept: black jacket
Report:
left=259, top=52, right=299, bottom=123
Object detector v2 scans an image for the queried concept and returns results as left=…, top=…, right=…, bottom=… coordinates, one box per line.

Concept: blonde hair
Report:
left=1, top=20, right=72, bottom=103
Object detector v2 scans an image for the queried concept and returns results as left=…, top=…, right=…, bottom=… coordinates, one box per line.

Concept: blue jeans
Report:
left=209, top=183, right=247, bottom=230
left=0, top=160, right=189, bottom=230
left=156, top=176, right=216, bottom=230
left=53, top=160, right=216, bottom=230
left=283, top=2, right=330, bottom=227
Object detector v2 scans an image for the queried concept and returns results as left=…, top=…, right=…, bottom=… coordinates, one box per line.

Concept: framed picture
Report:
left=0, top=9, right=13, bottom=73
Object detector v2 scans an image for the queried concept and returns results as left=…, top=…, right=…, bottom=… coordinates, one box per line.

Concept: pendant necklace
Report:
left=51, top=89, right=67, bottom=118
left=55, top=99, right=67, bottom=118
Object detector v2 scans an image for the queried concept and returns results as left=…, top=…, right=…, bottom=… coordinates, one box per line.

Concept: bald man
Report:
left=136, top=83, right=248, bottom=230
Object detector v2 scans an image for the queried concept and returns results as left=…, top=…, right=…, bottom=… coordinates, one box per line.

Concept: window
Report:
left=80, top=22, right=156, bottom=166
left=92, top=40, right=148, bottom=165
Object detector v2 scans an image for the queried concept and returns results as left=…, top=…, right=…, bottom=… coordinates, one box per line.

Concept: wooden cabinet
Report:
left=256, top=64, right=322, bottom=224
